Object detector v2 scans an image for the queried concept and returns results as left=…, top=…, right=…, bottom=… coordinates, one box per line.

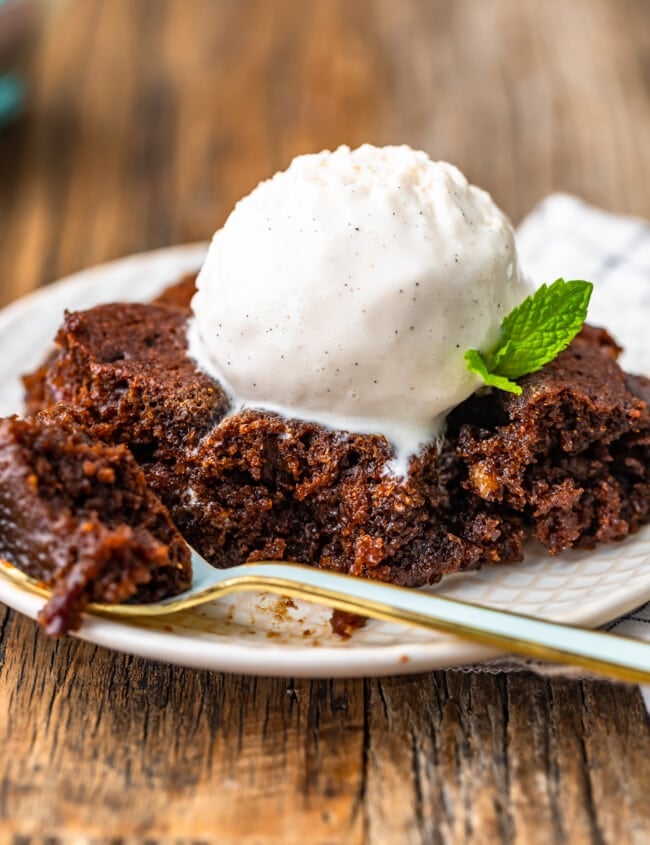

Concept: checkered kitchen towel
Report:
left=471, top=194, right=650, bottom=707
left=517, top=193, right=650, bottom=375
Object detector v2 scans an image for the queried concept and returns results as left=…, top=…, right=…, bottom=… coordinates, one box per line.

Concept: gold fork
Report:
left=2, top=549, right=650, bottom=684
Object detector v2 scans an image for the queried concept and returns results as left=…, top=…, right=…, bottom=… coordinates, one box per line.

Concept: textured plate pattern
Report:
left=0, top=245, right=648, bottom=677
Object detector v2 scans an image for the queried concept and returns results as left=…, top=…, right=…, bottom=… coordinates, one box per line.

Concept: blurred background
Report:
left=0, top=0, right=649, bottom=307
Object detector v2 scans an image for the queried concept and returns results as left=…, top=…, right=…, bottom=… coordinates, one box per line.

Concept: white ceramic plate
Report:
left=1, top=244, right=649, bottom=677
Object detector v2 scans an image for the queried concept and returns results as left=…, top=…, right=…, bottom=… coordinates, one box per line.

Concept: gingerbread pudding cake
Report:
left=1, top=145, right=648, bottom=633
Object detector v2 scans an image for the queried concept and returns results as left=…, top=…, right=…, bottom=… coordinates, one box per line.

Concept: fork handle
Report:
left=211, top=562, right=650, bottom=684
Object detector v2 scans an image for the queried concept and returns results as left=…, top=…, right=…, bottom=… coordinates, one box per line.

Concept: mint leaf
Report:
left=489, top=278, right=593, bottom=377
left=464, top=349, right=522, bottom=395
left=466, top=278, right=593, bottom=393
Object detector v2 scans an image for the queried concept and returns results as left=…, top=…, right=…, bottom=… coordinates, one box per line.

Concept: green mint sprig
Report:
left=465, top=278, right=593, bottom=395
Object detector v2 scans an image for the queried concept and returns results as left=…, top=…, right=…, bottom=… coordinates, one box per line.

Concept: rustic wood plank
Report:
left=1, top=617, right=649, bottom=843
left=0, top=0, right=649, bottom=842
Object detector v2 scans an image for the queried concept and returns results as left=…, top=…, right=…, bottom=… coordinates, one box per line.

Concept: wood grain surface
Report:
left=0, top=1, right=649, bottom=842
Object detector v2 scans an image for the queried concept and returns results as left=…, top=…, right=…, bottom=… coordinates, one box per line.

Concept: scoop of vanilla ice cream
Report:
left=189, top=144, right=531, bottom=469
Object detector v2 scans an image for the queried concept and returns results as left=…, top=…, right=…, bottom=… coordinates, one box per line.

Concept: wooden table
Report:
left=0, top=1, right=649, bottom=841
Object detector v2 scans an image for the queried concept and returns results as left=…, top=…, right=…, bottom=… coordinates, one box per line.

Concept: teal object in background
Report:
left=0, top=0, right=38, bottom=128
left=0, top=73, right=24, bottom=127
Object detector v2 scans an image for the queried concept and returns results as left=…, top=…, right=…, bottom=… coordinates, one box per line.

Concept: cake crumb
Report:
left=330, top=610, right=367, bottom=639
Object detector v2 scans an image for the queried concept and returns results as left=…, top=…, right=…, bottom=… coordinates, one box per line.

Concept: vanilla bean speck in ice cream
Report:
left=189, top=144, right=531, bottom=472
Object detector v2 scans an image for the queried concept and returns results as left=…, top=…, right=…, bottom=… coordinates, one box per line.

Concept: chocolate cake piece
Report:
left=450, top=325, right=650, bottom=553
left=0, top=415, right=191, bottom=635
left=23, top=302, right=229, bottom=463
left=22, top=288, right=650, bottom=587
left=22, top=301, right=231, bottom=536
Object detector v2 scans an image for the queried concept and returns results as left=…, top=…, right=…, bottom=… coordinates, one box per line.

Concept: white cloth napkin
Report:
left=517, top=193, right=650, bottom=375
left=473, top=195, right=650, bottom=706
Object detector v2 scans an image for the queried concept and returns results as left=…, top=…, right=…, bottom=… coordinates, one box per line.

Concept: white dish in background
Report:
left=0, top=244, right=649, bottom=677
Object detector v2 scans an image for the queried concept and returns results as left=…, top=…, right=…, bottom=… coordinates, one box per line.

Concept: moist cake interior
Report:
left=0, top=413, right=191, bottom=634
